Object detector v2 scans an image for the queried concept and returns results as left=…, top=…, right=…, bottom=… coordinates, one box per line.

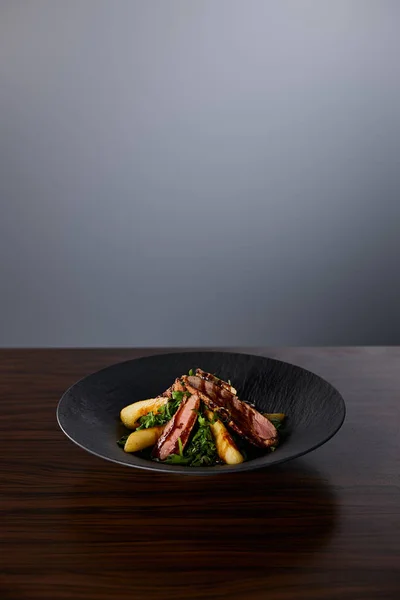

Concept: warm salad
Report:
left=117, top=369, right=286, bottom=467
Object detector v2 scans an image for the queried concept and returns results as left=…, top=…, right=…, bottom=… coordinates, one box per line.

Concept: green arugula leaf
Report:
left=269, top=419, right=283, bottom=430
left=164, top=453, right=190, bottom=465
left=197, top=413, right=207, bottom=427
left=116, top=434, right=130, bottom=448
left=136, top=393, right=184, bottom=430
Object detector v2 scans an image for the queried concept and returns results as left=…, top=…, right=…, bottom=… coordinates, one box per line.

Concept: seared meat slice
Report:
left=196, top=369, right=236, bottom=394
left=183, top=375, right=278, bottom=448
left=153, top=393, right=200, bottom=460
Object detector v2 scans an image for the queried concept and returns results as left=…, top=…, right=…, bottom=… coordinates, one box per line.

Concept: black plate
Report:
left=57, top=351, right=345, bottom=475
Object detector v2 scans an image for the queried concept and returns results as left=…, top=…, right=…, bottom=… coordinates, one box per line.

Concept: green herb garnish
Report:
left=163, top=453, right=190, bottom=465
left=116, top=434, right=130, bottom=448
left=136, top=393, right=183, bottom=430
left=188, top=369, right=194, bottom=376
left=163, top=434, right=191, bottom=465
left=186, top=413, right=217, bottom=466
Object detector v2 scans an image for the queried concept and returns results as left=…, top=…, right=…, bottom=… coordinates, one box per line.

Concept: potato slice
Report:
left=124, top=426, right=165, bottom=453
left=120, top=397, right=169, bottom=429
left=205, top=410, right=244, bottom=465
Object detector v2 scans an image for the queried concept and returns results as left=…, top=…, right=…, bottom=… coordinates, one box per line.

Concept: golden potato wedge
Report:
left=205, top=410, right=244, bottom=465
left=120, top=397, right=169, bottom=429
left=263, top=412, right=286, bottom=423
left=124, top=426, right=165, bottom=453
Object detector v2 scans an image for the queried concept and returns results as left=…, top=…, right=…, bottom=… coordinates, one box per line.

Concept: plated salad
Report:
left=117, top=369, right=286, bottom=467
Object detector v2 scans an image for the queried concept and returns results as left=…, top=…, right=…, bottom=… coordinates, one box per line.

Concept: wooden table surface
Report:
left=1, top=348, right=399, bottom=600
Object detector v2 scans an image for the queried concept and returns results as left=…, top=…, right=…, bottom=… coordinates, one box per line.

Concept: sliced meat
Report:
left=196, top=369, right=233, bottom=393
left=183, top=375, right=278, bottom=448
left=153, top=393, right=200, bottom=460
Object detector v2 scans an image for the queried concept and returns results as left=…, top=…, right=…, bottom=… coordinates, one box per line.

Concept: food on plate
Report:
left=196, top=369, right=237, bottom=395
left=263, top=413, right=286, bottom=425
left=153, top=393, right=200, bottom=460
left=205, top=409, right=244, bottom=465
left=183, top=374, right=278, bottom=447
left=123, top=426, right=165, bottom=453
left=120, top=396, right=169, bottom=429
left=117, top=368, right=286, bottom=467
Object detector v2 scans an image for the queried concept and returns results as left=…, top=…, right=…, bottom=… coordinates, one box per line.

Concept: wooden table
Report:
left=1, top=348, right=399, bottom=600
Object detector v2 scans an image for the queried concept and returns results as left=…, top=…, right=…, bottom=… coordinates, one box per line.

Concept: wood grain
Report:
left=1, top=348, right=399, bottom=600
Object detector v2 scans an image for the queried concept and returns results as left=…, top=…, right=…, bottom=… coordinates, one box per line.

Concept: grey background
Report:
left=1, top=0, right=399, bottom=347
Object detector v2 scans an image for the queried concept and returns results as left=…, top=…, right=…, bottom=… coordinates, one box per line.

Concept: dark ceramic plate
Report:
left=57, top=351, right=345, bottom=475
